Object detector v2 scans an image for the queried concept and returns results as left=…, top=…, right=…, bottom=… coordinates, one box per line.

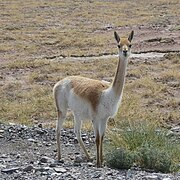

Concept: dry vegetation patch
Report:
left=0, top=0, right=179, bottom=130
left=0, top=0, right=179, bottom=61
left=0, top=53, right=179, bottom=128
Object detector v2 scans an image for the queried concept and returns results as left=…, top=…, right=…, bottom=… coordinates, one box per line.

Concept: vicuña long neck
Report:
left=112, top=56, right=128, bottom=97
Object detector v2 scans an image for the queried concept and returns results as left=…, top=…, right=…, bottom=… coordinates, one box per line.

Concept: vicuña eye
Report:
left=129, top=44, right=132, bottom=48
left=118, top=45, right=121, bottom=48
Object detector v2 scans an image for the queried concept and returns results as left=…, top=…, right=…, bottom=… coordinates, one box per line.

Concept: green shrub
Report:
left=106, top=148, right=135, bottom=170
left=106, top=120, right=180, bottom=173
left=138, top=144, right=172, bottom=173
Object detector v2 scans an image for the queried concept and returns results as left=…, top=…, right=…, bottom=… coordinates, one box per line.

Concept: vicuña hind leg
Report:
left=56, top=110, right=66, bottom=160
left=74, top=118, right=90, bottom=160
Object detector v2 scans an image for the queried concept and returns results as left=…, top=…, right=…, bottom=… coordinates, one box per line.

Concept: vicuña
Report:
left=53, top=30, right=134, bottom=167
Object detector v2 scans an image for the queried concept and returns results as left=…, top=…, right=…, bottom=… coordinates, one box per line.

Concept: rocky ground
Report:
left=0, top=123, right=179, bottom=180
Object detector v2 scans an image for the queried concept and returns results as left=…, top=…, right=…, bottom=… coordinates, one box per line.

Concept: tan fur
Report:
left=69, top=76, right=109, bottom=111
left=119, top=38, right=131, bottom=47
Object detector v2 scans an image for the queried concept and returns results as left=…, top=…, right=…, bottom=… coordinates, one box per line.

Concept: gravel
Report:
left=0, top=123, right=179, bottom=180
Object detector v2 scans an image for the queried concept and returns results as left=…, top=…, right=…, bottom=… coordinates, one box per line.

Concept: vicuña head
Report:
left=53, top=30, right=134, bottom=168
left=114, top=30, right=134, bottom=58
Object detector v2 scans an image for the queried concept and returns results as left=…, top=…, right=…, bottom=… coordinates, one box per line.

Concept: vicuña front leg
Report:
left=95, top=130, right=101, bottom=167
left=99, top=134, right=104, bottom=167
left=95, top=121, right=106, bottom=167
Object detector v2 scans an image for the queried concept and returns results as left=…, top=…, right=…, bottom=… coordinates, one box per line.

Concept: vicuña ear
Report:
left=114, top=31, right=120, bottom=43
left=128, top=30, right=134, bottom=42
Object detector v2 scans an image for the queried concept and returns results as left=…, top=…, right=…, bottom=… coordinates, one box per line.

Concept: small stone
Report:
left=1, top=167, right=19, bottom=174
left=74, top=155, right=84, bottom=163
left=9, top=122, right=16, bottom=126
left=74, top=138, right=78, bottom=144
left=73, top=162, right=82, bottom=167
left=162, top=178, right=171, bottom=180
left=85, top=140, right=89, bottom=144
left=49, top=163, right=57, bottom=168
left=54, top=167, right=67, bottom=173
left=117, top=176, right=124, bottom=180
left=10, top=152, right=17, bottom=156
left=70, top=174, right=78, bottom=179
left=65, top=142, right=73, bottom=147
left=23, top=165, right=34, bottom=172
left=171, top=126, right=180, bottom=132
left=0, top=154, right=8, bottom=158
left=126, top=169, right=133, bottom=179
left=74, top=152, right=80, bottom=155
left=27, top=138, right=37, bottom=143
left=45, top=143, right=51, bottom=147
left=92, top=173, right=101, bottom=178
left=36, top=128, right=44, bottom=134
left=55, top=159, right=64, bottom=164
left=51, top=172, right=61, bottom=177
left=82, top=133, right=87, bottom=137
left=144, top=175, right=159, bottom=180
left=41, top=171, right=48, bottom=175
left=99, top=176, right=104, bottom=180
left=49, top=160, right=64, bottom=167
left=35, top=167, right=50, bottom=172
left=87, top=162, right=94, bottom=167
left=0, top=164, right=6, bottom=169
left=106, top=171, right=113, bottom=175
left=0, top=129, right=4, bottom=133
left=4, top=157, right=12, bottom=162
left=38, top=123, right=43, bottom=128
left=40, top=156, right=54, bottom=163
left=16, top=154, right=21, bottom=159
left=0, top=130, right=4, bottom=138
left=166, top=130, right=174, bottom=137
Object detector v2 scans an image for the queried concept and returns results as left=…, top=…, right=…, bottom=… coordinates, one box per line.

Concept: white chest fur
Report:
left=98, top=88, right=122, bottom=119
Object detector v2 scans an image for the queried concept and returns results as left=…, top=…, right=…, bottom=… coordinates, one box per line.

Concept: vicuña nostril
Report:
left=123, top=50, right=127, bottom=54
